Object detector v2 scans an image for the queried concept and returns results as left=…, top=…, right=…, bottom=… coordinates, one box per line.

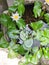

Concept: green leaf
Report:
left=9, top=40, right=26, bottom=55
left=9, top=40, right=20, bottom=52
left=24, top=38, right=33, bottom=48
left=30, top=20, right=43, bottom=30
left=0, top=14, right=9, bottom=27
left=36, top=48, right=42, bottom=59
left=16, top=18, right=26, bottom=29
left=31, top=55, right=39, bottom=64
left=8, top=6, right=17, bottom=12
left=18, top=4, right=25, bottom=15
left=8, top=29, right=19, bottom=39
left=18, top=45, right=26, bottom=55
left=33, top=1, right=42, bottom=18
left=8, top=47, right=18, bottom=58
left=34, top=29, right=49, bottom=46
left=44, top=13, right=49, bottom=24
left=20, top=30, right=28, bottom=41
left=40, top=37, right=49, bottom=46
left=0, top=37, right=9, bottom=48
left=0, top=14, right=16, bottom=30
left=23, top=38, right=33, bottom=50
left=32, top=47, right=38, bottom=53
left=43, top=47, right=49, bottom=60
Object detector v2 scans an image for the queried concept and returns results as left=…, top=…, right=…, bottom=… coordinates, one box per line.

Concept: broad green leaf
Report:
left=34, top=29, right=49, bottom=46
left=33, top=1, right=42, bottom=18
left=43, top=47, right=49, bottom=60
left=40, top=37, right=49, bottom=46
left=0, top=14, right=16, bottom=30
left=8, top=47, right=18, bottom=58
left=9, top=40, right=16, bottom=48
left=9, top=40, right=26, bottom=55
left=18, top=45, right=26, bottom=55
left=31, top=55, right=39, bottom=64
left=20, top=30, right=28, bottom=41
left=16, top=18, right=26, bottom=29
left=23, top=38, right=33, bottom=50
left=8, top=6, right=17, bottom=12
left=0, top=37, right=9, bottom=48
left=31, top=48, right=42, bottom=64
left=36, top=48, right=42, bottom=59
left=9, top=40, right=21, bottom=52
left=32, top=47, right=38, bottom=53
left=25, top=54, right=33, bottom=63
left=0, top=14, right=10, bottom=27
left=24, top=38, right=33, bottom=48
left=18, top=4, right=25, bottom=15
left=23, top=44, right=31, bottom=51
left=8, top=29, right=19, bottom=39
left=30, top=20, right=43, bottom=30
left=41, top=29, right=49, bottom=38
left=44, top=13, right=49, bottom=24
left=12, top=44, right=20, bottom=52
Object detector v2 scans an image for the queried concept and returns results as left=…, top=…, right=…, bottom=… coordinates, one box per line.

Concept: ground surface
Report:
left=0, top=49, right=20, bottom=65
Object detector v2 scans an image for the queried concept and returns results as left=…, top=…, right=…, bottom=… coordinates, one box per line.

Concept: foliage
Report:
left=44, top=13, right=49, bottom=24
left=8, top=0, right=24, bottom=13
left=0, top=37, right=9, bottom=48
left=33, top=28, right=49, bottom=46
left=18, top=4, right=25, bottom=15
left=33, top=1, right=42, bottom=18
left=8, top=47, right=19, bottom=58
left=0, top=14, right=16, bottom=30
left=0, top=0, right=49, bottom=65
left=19, top=48, right=42, bottom=65
left=30, top=20, right=43, bottom=30
left=16, top=18, right=26, bottom=29
left=43, top=47, right=49, bottom=60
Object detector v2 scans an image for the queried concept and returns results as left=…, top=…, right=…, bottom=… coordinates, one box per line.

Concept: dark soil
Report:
left=23, top=3, right=36, bottom=24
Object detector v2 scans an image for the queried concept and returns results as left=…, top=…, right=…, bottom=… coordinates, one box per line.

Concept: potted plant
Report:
left=0, top=0, right=49, bottom=65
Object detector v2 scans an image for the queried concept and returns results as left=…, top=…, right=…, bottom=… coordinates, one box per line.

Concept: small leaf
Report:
left=32, top=47, right=38, bottom=53
left=0, top=14, right=10, bottom=27
left=44, top=13, right=49, bottom=24
left=8, top=47, right=18, bottom=58
left=20, top=30, right=28, bottom=41
left=31, top=55, right=39, bottom=64
left=36, top=48, right=42, bottom=59
left=18, top=4, right=25, bottom=15
left=0, top=14, right=16, bottom=30
left=30, top=20, right=43, bottom=30
left=24, top=38, right=33, bottom=48
left=33, top=1, right=42, bottom=18
left=16, top=18, right=26, bottom=29
left=8, top=6, right=17, bottom=12
left=0, top=37, right=9, bottom=48
left=23, top=38, right=33, bottom=50
left=18, top=45, right=26, bottom=55
left=43, top=47, right=49, bottom=60
left=8, top=29, right=19, bottom=39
